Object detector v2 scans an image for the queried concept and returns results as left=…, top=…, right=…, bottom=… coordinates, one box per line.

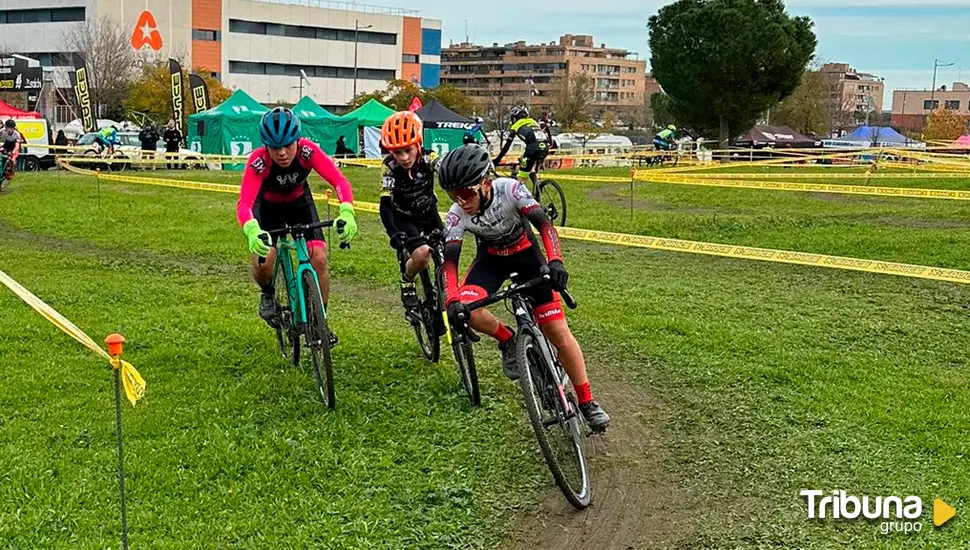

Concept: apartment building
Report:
left=440, top=34, right=647, bottom=116
left=815, top=63, right=884, bottom=122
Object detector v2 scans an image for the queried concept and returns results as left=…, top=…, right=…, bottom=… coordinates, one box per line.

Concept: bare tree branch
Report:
left=553, top=72, right=593, bottom=128
left=61, top=16, right=137, bottom=120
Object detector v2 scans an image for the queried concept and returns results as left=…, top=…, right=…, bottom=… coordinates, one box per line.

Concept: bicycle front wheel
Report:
left=538, top=179, right=567, bottom=227
left=452, top=335, right=480, bottom=407
left=272, top=263, right=300, bottom=366
left=517, top=327, right=590, bottom=509
left=301, top=270, right=335, bottom=409
left=413, top=268, right=441, bottom=363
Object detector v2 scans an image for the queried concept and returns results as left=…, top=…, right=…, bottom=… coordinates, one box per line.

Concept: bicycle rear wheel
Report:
left=538, top=179, right=567, bottom=227
left=412, top=268, right=440, bottom=362
left=517, top=327, right=590, bottom=509
left=301, top=270, right=335, bottom=409
left=272, top=264, right=300, bottom=366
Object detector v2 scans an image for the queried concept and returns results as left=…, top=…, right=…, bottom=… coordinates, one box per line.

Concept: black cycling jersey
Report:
left=495, top=117, right=550, bottom=165
left=379, top=150, right=438, bottom=220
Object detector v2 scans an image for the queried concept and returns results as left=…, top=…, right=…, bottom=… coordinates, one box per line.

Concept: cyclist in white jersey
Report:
left=437, top=144, right=610, bottom=432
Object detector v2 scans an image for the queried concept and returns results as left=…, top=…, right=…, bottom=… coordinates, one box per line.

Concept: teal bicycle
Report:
left=261, top=219, right=347, bottom=409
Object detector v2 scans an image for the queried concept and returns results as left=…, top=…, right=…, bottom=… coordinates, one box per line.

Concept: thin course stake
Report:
left=106, top=334, right=130, bottom=550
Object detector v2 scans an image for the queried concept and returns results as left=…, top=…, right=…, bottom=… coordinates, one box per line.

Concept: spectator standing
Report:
left=139, top=123, right=160, bottom=170
left=163, top=119, right=182, bottom=169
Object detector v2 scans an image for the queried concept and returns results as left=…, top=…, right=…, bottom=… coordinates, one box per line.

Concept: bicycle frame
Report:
left=273, top=234, right=324, bottom=326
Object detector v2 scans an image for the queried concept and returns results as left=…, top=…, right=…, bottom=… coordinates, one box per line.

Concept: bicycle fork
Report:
left=512, top=300, right=577, bottom=424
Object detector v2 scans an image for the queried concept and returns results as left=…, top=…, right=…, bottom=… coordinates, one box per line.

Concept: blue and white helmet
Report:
left=259, top=107, right=302, bottom=148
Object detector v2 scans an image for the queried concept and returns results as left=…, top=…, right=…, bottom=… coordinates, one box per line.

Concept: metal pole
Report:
left=353, top=20, right=360, bottom=100
left=931, top=58, right=938, bottom=110
left=114, top=369, right=130, bottom=550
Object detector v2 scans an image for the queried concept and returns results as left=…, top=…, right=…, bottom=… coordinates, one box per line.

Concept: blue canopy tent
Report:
left=840, top=126, right=916, bottom=147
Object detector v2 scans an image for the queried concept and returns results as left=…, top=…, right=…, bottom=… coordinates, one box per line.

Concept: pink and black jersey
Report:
left=236, top=138, right=353, bottom=226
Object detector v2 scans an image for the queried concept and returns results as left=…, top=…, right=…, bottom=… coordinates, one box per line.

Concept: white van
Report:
left=8, top=117, right=54, bottom=171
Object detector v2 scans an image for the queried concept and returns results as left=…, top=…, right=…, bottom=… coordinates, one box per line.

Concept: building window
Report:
left=402, top=54, right=419, bottom=64
left=192, top=29, right=220, bottom=41
left=229, top=59, right=394, bottom=81
left=228, top=18, right=396, bottom=45
left=52, top=7, right=85, bottom=22
left=21, top=51, right=81, bottom=67
left=923, top=100, right=939, bottom=110
left=945, top=100, right=961, bottom=110
left=228, top=61, right=265, bottom=74
left=284, top=25, right=316, bottom=39
left=229, top=20, right=265, bottom=34
left=0, top=7, right=86, bottom=24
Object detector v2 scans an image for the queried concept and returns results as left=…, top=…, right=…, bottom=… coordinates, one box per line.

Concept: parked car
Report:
left=73, top=132, right=208, bottom=169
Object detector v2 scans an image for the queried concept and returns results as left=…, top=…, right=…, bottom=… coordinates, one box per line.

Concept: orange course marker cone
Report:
left=105, top=333, right=126, bottom=357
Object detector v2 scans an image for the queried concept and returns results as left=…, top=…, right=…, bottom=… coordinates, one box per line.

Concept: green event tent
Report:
left=292, top=96, right=358, bottom=156
left=187, top=89, right=268, bottom=170
left=344, top=98, right=394, bottom=127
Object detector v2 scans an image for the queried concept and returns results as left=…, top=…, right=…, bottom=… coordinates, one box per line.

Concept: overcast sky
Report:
left=383, top=0, right=970, bottom=107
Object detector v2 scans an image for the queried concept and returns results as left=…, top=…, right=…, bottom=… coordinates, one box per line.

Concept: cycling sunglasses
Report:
left=447, top=184, right=482, bottom=204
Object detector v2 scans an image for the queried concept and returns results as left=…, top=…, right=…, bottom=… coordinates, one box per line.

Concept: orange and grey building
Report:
left=1, top=0, right=442, bottom=112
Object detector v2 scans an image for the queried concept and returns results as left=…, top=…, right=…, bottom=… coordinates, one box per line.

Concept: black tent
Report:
left=415, top=100, right=475, bottom=130
left=733, top=124, right=820, bottom=148
left=415, top=100, right=477, bottom=152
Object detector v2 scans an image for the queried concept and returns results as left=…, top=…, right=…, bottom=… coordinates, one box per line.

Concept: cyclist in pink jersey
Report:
left=237, top=107, right=357, bottom=335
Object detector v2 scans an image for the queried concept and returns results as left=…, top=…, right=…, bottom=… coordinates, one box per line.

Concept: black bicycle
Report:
left=397, top=230, right=448, bottom=364
left=0, top=151, right=11, bottom=191
left=499, top=161, right=568, bottom=227
left=646, top=146, right=680, bottom=168
left=450, top=269, right=592, bottom=509
left=259, top=219, right=347, bottom=408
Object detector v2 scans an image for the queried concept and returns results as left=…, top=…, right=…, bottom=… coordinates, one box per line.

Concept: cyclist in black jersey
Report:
left=379, top=111, right=444, bottom=311
left=494, top=105, right=551, bottom=188
left=1, top=120, right=22, bottom=181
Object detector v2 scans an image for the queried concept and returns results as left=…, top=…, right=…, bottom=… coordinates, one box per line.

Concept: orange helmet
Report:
left=381, top=111, right=423, bottom=150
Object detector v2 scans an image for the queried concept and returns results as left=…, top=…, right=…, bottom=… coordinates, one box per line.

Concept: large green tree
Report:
left=648, top=0, right=816, bottom=146
left=649, top=92, right=677, bottom=130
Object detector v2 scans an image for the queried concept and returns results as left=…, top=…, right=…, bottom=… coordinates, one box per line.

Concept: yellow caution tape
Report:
left=0, top=269, right=146, bottom=405
left=556, top=228, right=970, bottom=285
left=56, top=162, right=970, bottom=286
left=546, top=174, right=631, bottom=183
left=637, top=175, right=970, bottom=200
left=679, top=171, right=970, bottom=180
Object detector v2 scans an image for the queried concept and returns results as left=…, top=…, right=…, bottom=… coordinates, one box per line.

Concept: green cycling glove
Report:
left=335, top=202, right=358, bottom=244
left=242, top=219, right=271, bottom=257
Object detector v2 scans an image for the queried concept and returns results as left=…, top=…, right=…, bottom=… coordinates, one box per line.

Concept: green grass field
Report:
left=2, top=166, right=970, bottom=549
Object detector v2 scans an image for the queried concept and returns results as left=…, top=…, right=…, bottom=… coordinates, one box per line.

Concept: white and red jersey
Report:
left=442, top=177, right=563, bottom=303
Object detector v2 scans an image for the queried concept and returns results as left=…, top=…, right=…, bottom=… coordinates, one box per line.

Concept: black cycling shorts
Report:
left=253, top=186, right=324, bottom=245
left=393, top=210, right=444, bottom=253
left=521, top=146, right=549, bottom=172
left=458, top=245, right=564, bottom=324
